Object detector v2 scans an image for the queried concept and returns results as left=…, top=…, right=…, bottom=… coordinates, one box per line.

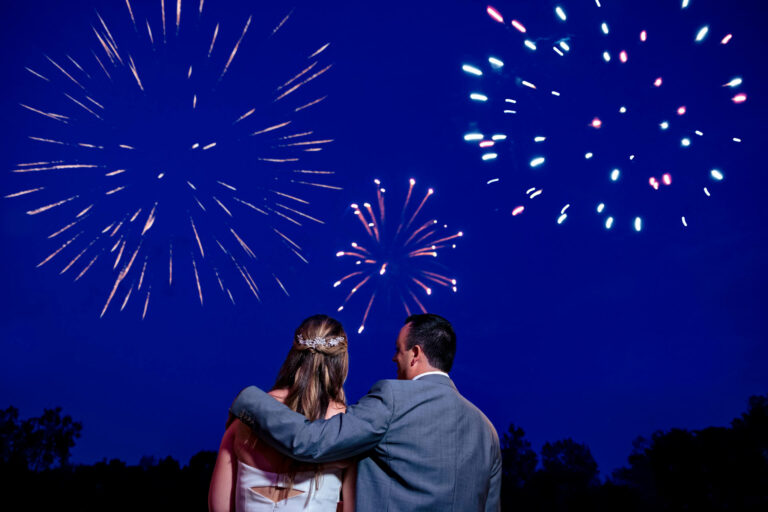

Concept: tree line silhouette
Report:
left=1, top=394, right=766, bottom=511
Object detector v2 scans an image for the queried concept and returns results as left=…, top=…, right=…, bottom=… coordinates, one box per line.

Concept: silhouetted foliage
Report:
left=612, top=394, right=768, bottom=511
left=1, top=451, right=217, bottom=511
left=540, top=438, right=599, bottom=486
left=500, top=423, right=539, bottom=510
left=501, top=423, right=538, bottom=488
left=0, top=405, right=217, bottom=511
left=2, top=396, right=766, bottom=510
left=0, top=406, right=21, bottom=465
left=526, top=438, right=601, bottom=511
left=0, top=405, right=82, bottom=471
left=496, top=394, right=768, bottom=511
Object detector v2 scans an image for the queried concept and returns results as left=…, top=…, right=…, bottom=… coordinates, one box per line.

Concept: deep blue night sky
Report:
left=1, top=0, right=766, bottom=475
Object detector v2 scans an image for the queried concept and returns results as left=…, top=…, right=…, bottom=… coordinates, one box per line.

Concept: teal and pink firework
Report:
left=462, top=1, right=746, bottom=232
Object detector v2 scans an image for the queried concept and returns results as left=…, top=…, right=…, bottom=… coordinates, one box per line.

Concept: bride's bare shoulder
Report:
left=268, top=388, right=288, bottom=403
left=326, top=400, right=347, bottom=419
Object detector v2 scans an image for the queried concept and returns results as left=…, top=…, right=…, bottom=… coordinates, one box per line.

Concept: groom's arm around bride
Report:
left=232, top=314, right=501, bottom=512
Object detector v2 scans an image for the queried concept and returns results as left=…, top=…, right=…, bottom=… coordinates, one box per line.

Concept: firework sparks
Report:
left=335, top=180, right=462, bottom=334
left=26, top=195, right=79, bottom=215
left=9, top=2, right=337, bottom=316
left=461, top=1, right=745, bottom=231
left=37, top=232, right=82, bottom=267
left=5, top=187, right=44, bottom=198
left=219, top=16, right=252, bottom=81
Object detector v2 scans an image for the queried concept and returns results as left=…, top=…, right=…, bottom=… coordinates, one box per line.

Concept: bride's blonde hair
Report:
left=273, top=314, right=348, bottom=419
left=235, top=314, right=349, bottom=497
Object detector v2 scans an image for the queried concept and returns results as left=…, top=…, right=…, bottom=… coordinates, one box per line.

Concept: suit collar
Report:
left=412, top=370, right=450, bottom=381
left=414, top=373, right=456, bottom=389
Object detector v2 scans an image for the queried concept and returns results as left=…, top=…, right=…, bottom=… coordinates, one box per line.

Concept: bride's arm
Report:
left=341, top=460, right=357, bottom=512
left=208, top=423, right=237, bottom=512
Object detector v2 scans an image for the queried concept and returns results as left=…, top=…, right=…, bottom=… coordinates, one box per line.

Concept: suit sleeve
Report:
left=230, top=381, right=394, bottom=463
left=485, top=432, right=502, bottom=512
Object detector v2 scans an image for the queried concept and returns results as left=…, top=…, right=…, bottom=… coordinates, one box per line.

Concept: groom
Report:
left=231, top=313, right=501, bottom=511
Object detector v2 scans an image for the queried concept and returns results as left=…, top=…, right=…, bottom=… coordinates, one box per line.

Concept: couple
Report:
left=209, top=313, right=501, bottom=511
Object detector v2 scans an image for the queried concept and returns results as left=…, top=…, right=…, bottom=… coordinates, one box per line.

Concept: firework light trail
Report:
left=462, top=1, right=747, bottom=231
left=7, top=1, right=337, bottom=317
left=334, top=179, right=463, bottom=334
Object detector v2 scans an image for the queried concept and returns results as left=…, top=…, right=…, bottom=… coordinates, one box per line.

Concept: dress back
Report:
left=235, top=460, right=342, bottom=511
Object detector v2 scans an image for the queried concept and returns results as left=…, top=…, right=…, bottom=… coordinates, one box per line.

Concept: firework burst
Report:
left=462, top=1, right=746, bottom=231
left=334, top=179, right=463, bottom=334
left=6, top=1, right=338, bottom=317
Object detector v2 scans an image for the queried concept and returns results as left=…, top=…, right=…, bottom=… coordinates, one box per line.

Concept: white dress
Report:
left=235, top=460, right=343, bottom=512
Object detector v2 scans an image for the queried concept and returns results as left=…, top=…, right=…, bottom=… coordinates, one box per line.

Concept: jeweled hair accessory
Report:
left=296, top=333, right=345, bottom=349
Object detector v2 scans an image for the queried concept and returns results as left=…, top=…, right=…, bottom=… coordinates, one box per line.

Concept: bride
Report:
left=209, top=315, right=356, bottom=511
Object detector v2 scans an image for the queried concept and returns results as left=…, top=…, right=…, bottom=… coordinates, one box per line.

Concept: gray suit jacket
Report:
left=231, top=374, right=501, bottom=511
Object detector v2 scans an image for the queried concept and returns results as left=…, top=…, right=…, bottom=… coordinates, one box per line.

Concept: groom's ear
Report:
left=410, top=344, right=422, bottom=365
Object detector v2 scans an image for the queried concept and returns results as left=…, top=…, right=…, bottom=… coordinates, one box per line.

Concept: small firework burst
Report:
left=334, top=179, right=463, bottom=334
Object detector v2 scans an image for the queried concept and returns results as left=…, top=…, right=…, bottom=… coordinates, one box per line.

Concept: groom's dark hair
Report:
left=404, top=313, right=456, bottom=372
